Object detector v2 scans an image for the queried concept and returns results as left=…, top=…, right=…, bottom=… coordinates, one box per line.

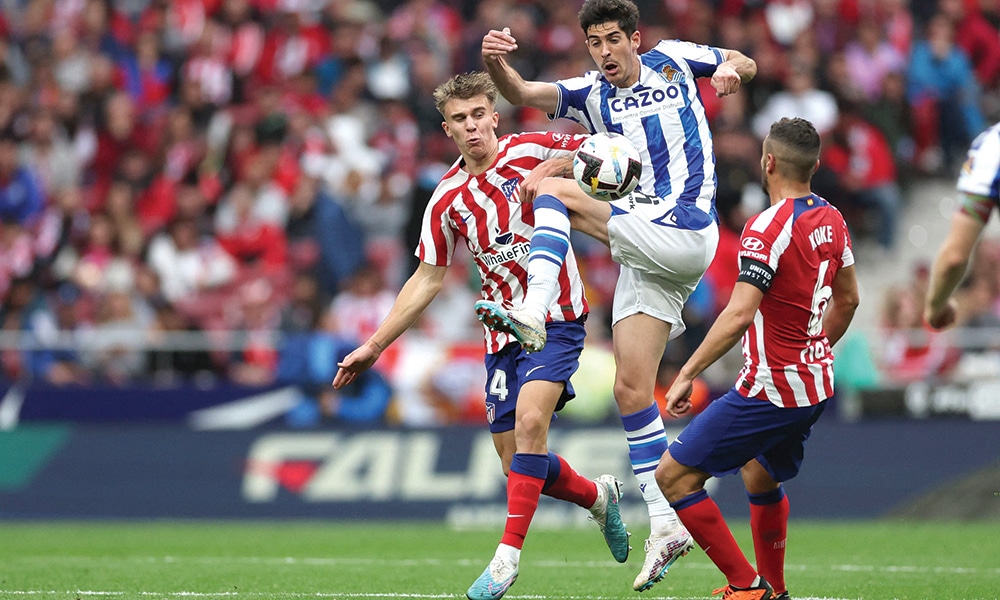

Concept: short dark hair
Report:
left=765, top=117, right=821, bottom=182
left=579, top=0, right=640, bottom=36
left=433, top=71, right=498, bottom=116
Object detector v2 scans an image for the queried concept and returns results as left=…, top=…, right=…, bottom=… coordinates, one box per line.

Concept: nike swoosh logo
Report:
left=525, top=365, right=546, bottom=377
left=507, top=513, right=525, bottom=518
left=675, top=439, right=683, bottom=444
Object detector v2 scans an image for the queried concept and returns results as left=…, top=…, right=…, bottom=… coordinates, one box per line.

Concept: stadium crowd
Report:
left=0, top=0, right=999, bottom=425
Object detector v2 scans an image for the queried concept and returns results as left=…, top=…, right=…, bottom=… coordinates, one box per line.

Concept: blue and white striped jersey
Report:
left=957, top=121, right=1000, bottom=204
left=553, top=39, right=724, bottom=228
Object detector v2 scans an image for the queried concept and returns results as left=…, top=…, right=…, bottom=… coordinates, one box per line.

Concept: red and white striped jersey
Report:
left=418, top=131, right=590, bottom=354
left=734, top=194, right=854, bottom=408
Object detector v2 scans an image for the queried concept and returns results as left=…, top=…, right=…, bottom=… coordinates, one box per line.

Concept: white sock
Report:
left=523, top=194, right=571, bottom=321
left=622, top=404, right=683, bottom=537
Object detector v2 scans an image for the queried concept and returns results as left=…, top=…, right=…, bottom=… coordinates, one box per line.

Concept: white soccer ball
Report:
left=573, top=132, right=642, bottom=201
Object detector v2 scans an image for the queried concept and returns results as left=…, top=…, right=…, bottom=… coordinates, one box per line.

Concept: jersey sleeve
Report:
left=553, top=71, right=602, bottom=130
left=415, top=190, right=457, bottom=267
left=653, top=39, right=725, bottom=78
left=507, top=131, right=587, bottom=157
left=837, top=212, right=855, bottom=269
left=957, top=127, right=1000, bottom=201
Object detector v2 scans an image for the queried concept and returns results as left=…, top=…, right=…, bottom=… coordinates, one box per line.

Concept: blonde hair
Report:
left=433, top=72, right=498, bottom=116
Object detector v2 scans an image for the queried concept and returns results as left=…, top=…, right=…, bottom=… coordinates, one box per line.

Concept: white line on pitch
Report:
left=7, top=555, right=1000, bottom=576
left=0, top=594, right=863, bottom=600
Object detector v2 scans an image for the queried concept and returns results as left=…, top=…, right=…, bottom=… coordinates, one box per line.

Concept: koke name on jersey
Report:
left=808, top=225, right=834, bottom=251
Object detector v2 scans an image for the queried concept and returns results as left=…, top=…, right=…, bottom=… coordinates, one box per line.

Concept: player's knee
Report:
left=514, top=413, right=549, bottom=450
left=613, top=377, right=653, bottom=413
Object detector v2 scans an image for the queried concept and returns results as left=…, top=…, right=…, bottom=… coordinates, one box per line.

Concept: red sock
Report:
left=542, top=453, right=598, bottom=508
left=674, top=490, right=758, bottom=588
left=500, top=462, right=546, bottom=549
left=749, top=489, right=789, bottom=594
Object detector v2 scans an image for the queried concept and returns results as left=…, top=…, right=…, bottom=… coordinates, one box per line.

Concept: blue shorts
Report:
left=483, top=318, right=586, bottom=434
left=669, top=388, right=827, bottom=481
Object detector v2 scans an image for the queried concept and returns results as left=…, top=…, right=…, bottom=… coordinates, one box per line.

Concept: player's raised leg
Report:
left=475, top=194, right=570, bottom=352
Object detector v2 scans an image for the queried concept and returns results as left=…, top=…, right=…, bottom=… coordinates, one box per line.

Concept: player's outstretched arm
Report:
left=925, top=204, right=989, bottom=329
left=519, top=156, right=574, bottom=203
left=481, top=27, right=560, bottom=114
left=665, top=282, right=763, bottom=417
left=711, top=48, right=757, bottom=97
left=823, top=265, right=860, bottom=347
left=333, top=262, right=447, bottom=389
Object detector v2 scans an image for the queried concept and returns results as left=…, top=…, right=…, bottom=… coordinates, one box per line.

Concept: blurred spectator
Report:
left=214, top=0, right=267, bottom=104
left=862, top=71, right=915, bottom=179
left=0, top=219, right=35, bottom=305
left=145, top=301, right=218, bottom=385
left=24, top=283, right=91, bottom=386
left=908, top=15, right=987, bottom=172
left=79, top=287, right=153, bottom=385
left=821, top=105, right=904, bottom=250
left=284, top=176, right=366, bottom=297
left=842, top=20, right=906, bottom=103
left=223, top=277, right=281, bottom=386
left=214, top=181, right=289, bottom=274
left=325, top=261, right=395, bottom=348
left=938, top=0, right=1000, bottom=89
left=879, top=281, right=954, bottom=384
left=0, top=128, right=45, bottom=226
left=146, top=216, right=237, bottom=305
left=32, top=186, right=90, bottom=285
left=279, top=330, right=393, bottom=426
left=752, top=61, right=839, bottom=139
left=114, top=29, right=173, bottom=120
left=20, top=107, right=82, bottom=196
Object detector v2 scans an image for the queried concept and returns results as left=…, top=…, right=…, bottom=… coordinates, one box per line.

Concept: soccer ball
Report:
left=573, top=132, right=642, bottom=201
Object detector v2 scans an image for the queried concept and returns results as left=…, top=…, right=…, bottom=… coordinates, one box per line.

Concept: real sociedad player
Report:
left=475, top=0, right=756, bottom=591
left=925, top=120, right=1000, bottom=329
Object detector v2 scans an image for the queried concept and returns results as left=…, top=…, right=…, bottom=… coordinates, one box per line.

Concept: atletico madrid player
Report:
left=657, top=117, right=860, bottom=600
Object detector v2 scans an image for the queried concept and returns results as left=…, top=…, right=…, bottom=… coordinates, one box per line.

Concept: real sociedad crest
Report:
left=660, top=64, right=685, bottom=83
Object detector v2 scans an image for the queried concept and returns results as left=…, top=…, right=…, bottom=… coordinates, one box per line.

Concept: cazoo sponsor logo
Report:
left=609, top=87, right=684, bottom=123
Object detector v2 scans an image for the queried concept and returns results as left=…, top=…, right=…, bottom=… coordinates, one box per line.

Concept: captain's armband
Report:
left=737, top=257, right=774, bottom=292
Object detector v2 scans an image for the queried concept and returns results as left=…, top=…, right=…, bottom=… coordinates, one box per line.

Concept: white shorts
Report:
left=607, top=200, right=719, bottom=338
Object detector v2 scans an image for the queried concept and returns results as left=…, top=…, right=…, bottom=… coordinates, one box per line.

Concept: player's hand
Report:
left=482, top=27, right=518, bottom=62
left=710, top=63, right=742, bottom=97
left=664, top=378, right=695, bottom=418
left=518, top=157, right=572, bottom=203
left=332, top=342, right=381, bottom=389
left=519, top=169, right=543, bottom=203
left=924, top=298, right=958, bottom=330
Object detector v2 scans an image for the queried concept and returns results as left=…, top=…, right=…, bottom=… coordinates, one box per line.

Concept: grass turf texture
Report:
left=1, top=521, right=997, bottom=599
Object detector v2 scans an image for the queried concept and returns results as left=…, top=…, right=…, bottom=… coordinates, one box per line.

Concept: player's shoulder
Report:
left=500, top=131, right=585, bottom=155
left=647, top=38, right=719, bottom=57
left=428, top=161, right=467, bottom=204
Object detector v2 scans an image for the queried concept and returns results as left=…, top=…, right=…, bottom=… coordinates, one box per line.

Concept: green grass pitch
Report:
left=1, top=520, right=998, bottom=599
